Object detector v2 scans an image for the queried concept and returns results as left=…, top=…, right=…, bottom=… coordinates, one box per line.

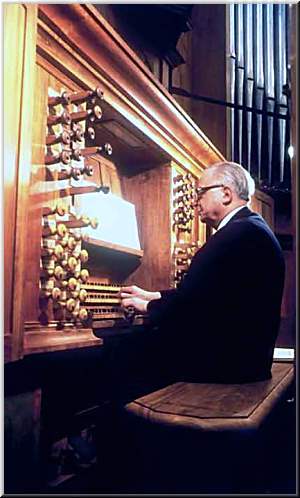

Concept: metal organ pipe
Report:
left=236, top=4, right=244, bottom=164
left=263, top=4, right=275, bottom=185
left=275, top=4, right=288, bottom=183
left=254, top=4, right=264, bottom=182
left=244, top=5, right=254, bottom=171
left=228, top=3, right=236, bottom=161
left=227, top=4, right=290, bottom=191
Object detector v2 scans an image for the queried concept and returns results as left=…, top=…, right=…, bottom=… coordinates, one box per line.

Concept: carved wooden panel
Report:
left=250, top=189, right=274, bottom=229
left=121, top=164, right=173, bottom=291
left=3, top=4, right=38, bottom=361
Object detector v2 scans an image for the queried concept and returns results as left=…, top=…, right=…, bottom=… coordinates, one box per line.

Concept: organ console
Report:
left=64, top=184, right=110, bottom=196
left=42, top=224, right=57, bottom=238
left=3, top=6, right=294, bottom=496
left=70, top=148, right=83, bottom=161
left=45, top=150, right=71, bottom=166
left=172, top=241, right=200, bottom=287
left=172, top=171, right=197, bottom=246
left=85, top=126, right=96, bottom=141
left=46, top=130, right=71, bottom=146
left=48, top=87, right=103, bottom=107
left=4, top=2, right=222, bottom=364
left=71, top=124, right=85, bottom=142
left=47, top=110, right=72, bottom=126
left=48, top=91, right=72, bottom=107
left=83, top=164, right=94, bottom=176
left=42, top=203, right=69, bottom=217
left=70, top=105, right=102, bottom=124
left=68, top=87, right=104, bottom=105
left=57, top=167, right=82, bottom=181
left=71, top=144, right=112, bottom=160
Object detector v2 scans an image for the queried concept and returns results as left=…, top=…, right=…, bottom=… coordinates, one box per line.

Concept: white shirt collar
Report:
left=216, top=205, right=246, bottom=231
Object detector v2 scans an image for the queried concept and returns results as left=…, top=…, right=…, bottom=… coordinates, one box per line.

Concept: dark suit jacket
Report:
left=147, top=207, right=285, bottom=383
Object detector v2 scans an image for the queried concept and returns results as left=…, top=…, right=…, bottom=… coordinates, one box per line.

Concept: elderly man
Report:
left=120, top=162, right=285, bottom=383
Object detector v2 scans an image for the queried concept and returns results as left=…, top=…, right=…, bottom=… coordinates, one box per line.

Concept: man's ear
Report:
left=222, top=186, right=233, bottom=205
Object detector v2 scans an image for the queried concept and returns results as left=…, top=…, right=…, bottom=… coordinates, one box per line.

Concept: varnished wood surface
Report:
left=121, top=164, right=173, bottom=291
left=23, top=327, right=102, bottom=354
left=5, top=3, right=266, bottom=361
left=37, top=3, right=224, bottom=175
left=3, top=3, right=24, bottom=342
left=125, top=363, right=294, bottom=432
left=4, top=4, right=38, bottom=361
left=84, top=240, right=143, bottom=283
left=250, top=189, right=275, bottom=230
left=84, top=238, right=143, bottom=258
left=24, top=64, right=49, bottom=325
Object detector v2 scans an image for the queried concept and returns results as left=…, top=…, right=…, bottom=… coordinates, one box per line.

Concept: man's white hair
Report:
left=208, top=162, right=256, bottom=201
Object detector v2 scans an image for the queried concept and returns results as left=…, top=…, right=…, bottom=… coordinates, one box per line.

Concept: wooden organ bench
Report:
left=119, top=362, right=295, bottom=493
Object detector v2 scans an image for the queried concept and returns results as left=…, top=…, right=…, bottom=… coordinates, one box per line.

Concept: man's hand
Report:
left=121, top=296, right=148, bottom=314
left=120, top=285, right=161, bottom=302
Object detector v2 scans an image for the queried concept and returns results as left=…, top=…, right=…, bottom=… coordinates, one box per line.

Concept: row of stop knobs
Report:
left=40, top=204, right=97, bottom=322
left=173, top=173, right=196, bottom=232
left=40, top=246, right=91, bottom=322
left=41, top=87, right=107, bottom=323
left=42, top=215, right=98, bottom=238
left=173, top=243, right=199, bottom=286
left=46, top=87, right=112, bottom=181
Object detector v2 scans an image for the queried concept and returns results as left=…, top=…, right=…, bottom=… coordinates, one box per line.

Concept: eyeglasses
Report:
left=195, top=184, right=225, bottom=199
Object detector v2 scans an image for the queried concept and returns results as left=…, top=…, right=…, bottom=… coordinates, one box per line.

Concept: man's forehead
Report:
left=200, top=169, right=216, bottom=183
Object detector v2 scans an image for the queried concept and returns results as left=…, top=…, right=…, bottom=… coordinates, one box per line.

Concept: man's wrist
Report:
left=146, top=292, right=161, bottom=313
left=152, top=291, right=161, bottom=301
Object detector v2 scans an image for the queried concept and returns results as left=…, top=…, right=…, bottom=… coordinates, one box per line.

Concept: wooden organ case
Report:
left=4, top=4, right=224, bottom=363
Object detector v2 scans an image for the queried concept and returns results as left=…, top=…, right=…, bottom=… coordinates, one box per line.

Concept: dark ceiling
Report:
left=96, top=4, right=194, bottom=68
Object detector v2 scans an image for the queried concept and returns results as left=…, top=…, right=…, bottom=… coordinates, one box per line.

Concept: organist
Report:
left=116, top=162, right=285, bottom=395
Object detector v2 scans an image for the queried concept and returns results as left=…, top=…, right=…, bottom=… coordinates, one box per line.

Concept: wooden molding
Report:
left=83, top=238, right=144, bottom=258
left=4, top=4, right=38, bottom=361
left=37, top=3, right=224, bottom=176
left=23, top=324, right=103, bottom=355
